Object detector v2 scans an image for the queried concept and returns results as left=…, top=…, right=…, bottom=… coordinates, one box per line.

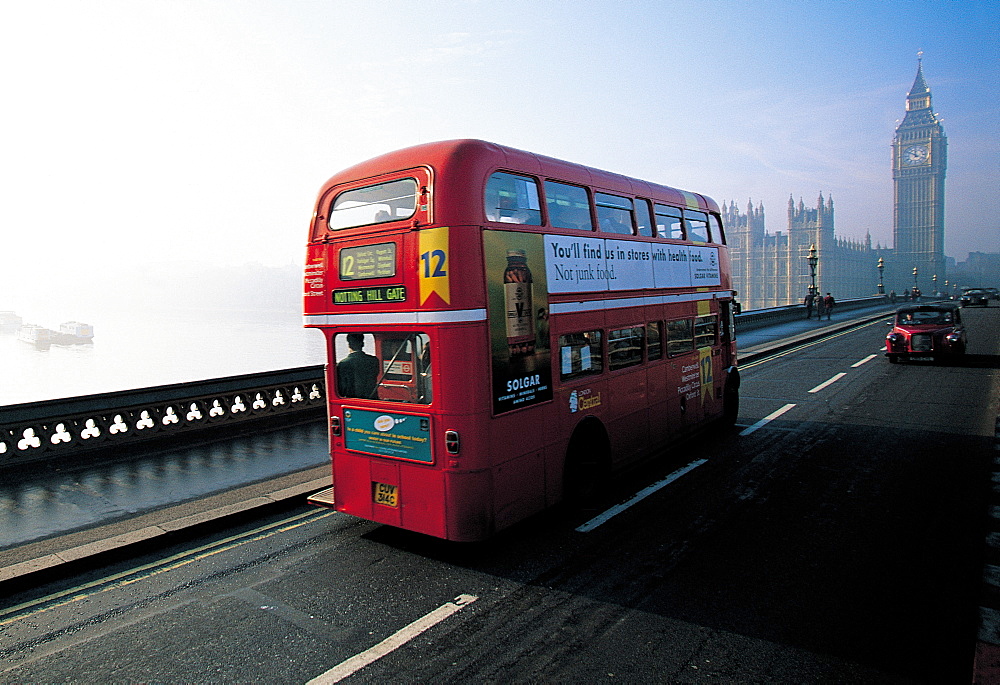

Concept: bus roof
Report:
left=319, top=139, right=720, bottom=216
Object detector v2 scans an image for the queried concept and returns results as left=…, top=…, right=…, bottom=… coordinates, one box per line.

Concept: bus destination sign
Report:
left=332, top=286, right=407, bottom=305
left=339, top=242, right=397, bottom=280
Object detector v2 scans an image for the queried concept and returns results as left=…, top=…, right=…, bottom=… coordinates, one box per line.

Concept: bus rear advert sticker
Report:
left=344, top=409, right=432, bottom=462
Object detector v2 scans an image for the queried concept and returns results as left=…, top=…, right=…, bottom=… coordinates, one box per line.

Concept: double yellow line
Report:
left=0, top=509, right=336, bottom=627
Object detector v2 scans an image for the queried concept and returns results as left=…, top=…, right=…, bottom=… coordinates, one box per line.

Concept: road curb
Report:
left=0, top=468, right=331, bottom=593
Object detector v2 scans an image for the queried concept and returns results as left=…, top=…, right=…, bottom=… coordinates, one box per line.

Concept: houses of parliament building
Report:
left=727, top=60, right=947, bottom=310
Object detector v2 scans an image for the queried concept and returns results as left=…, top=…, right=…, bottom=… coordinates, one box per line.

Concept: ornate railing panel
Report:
left=0, top=366, right=326, bottom=469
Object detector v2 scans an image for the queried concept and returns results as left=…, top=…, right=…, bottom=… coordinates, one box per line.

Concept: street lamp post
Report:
left=932, top=274, right=938, bottom=296
left=877, top=257, right=885, bottom=295
left=807, top=244, right=818, bottom=296
left=912, top=266, right=919, bottom=301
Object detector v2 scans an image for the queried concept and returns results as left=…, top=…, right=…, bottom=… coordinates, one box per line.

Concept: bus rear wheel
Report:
left=563, top=420, right=610, bottom=504
left=722, top=385, right=740, bottom=429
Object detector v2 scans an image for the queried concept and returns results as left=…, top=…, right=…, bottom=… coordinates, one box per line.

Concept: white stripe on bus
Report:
left=304, top=309, right=487, bottom=326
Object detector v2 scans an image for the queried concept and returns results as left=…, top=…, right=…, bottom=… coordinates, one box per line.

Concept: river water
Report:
left=0, top=308, right=327, bottom=406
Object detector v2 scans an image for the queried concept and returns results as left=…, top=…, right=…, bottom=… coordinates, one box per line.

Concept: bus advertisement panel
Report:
left=484, top=230, right=552, bottom=415
left=544, top=235, right=721, bottom=292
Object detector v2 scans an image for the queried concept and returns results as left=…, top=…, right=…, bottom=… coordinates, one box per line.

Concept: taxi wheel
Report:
left=887, top=354, right=899, bottom=364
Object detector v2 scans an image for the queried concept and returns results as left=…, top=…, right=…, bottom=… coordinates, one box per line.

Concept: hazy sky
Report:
left=1, top=0, right=997, bottom=312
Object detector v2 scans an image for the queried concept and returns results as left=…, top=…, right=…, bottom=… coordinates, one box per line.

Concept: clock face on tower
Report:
left=902, top=144, right=929, bottom=166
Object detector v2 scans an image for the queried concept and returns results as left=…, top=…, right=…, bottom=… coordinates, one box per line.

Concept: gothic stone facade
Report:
left=725, top=195, right=877, bottom=310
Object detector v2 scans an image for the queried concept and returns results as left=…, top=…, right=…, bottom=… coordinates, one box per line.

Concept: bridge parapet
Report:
left=735, top=295, right=888, bottom=332
left=0, top=366, right=326, bottom=471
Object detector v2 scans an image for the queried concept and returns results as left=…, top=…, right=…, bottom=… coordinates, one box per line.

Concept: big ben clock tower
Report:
left=892, top=56, right=947, bottom=289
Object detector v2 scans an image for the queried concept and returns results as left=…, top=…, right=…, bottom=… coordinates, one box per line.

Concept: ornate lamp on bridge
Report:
left=807, top=244, right=818, bottom=296
left=932, top=274, right=938, bottom=295
left=877, top=257, right=885, bottom=295
left=912, top=266, right=919, bottom=292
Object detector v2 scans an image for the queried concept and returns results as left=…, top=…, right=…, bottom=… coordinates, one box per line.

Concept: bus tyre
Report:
left=721, top=367, right=741, bottom=430
left=722, top=385, right=740, bottom=429
left=563, top=421, right=610, bottom=505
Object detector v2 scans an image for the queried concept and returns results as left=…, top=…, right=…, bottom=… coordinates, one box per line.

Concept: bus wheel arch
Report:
left=563, top=416, right=611, bottom=504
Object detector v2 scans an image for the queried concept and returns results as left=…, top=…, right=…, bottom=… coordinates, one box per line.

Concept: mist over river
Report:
left=0, top=308, right=326, bottom=406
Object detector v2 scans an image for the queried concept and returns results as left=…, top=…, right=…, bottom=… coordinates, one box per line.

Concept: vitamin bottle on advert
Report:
left=503, top=249, right=535, bottom=356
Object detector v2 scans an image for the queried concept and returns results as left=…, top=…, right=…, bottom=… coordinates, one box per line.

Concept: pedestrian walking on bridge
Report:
left=804, top=292, right=815, bottom=319
left=823, top=292, right=835, bottom=320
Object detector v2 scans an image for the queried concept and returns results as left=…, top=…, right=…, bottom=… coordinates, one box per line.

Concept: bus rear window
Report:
left=334, top=332, right=432, bottom=404
left=328, top=178, right=418, bottom=231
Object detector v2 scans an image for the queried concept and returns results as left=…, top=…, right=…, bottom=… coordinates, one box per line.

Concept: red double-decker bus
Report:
left=305, top=140, right=738, bottom=541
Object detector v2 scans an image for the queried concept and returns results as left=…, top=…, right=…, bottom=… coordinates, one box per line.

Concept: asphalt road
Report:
left=2, top=306, right=998, bottom=683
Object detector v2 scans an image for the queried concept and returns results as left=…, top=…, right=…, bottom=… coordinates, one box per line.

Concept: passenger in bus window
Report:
left=337, top=333, right=380, bottom=399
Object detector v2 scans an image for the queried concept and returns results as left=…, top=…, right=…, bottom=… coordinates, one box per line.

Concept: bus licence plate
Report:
left=373, top=482, right=399, bottom=508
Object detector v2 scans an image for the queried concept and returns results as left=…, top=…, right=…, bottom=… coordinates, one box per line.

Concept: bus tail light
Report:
left=330, top=415, right=342, bottom=436
left=445, top=430, right=460, bottom=455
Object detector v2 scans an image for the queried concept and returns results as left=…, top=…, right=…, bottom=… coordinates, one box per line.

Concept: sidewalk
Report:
left=0, top=465, right=331, bottom=590
left=0, top=305, right=899, bottom=592
left=738, top=302, right=897, bottom=361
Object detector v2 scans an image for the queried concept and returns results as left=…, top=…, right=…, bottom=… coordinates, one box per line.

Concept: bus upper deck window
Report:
left=328, top=178, right=418, bottom=231
left=654, top=204, right=684, bottom=240
left=635, top=199, right=654, bottom=237
left=545, top=181, right=593, bottom=231
left=485, top=172, right=542, bottom=225
left=686, top=210, right=710, bottom=243
left=709, top=213, right=725, bottom=244
left=595, top=193, right=634, bottom=235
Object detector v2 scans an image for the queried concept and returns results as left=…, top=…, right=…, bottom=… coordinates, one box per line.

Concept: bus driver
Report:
left=337, top=333, right=380, bottom=399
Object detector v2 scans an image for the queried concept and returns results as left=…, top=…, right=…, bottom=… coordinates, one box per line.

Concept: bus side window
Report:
left=545, top=181, right=593, bottom=231
left=666, top=319, right=694, bottom=356
left=608, top=327, right=644, bottom=370
left=654, top=204, right=684, bottom=240
left=485, top=172, right=542, bottom=225
left=686, top=210, right=710, bottom=243
left=694, top=316, right=718, bottom=348
left=595, top=193, right=634, bottom=235
left=558, top=330, right=603, bottom=381
left=647, top=321, right=663, bottom=360
left=635, top=199, right=654, bottom=237
left=709, top=213, right=725, bottom=245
